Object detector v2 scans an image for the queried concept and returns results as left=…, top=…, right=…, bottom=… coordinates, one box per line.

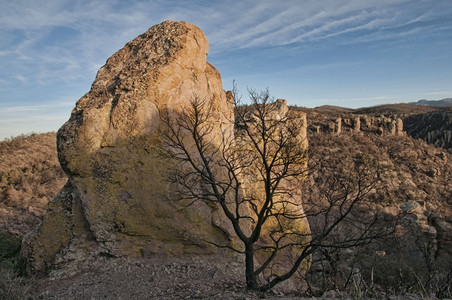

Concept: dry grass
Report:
left=0, top=270, right=31, bottom=300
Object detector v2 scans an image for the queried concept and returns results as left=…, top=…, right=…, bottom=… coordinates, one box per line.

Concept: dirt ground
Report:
left=26, top=256, right=311, bottom=299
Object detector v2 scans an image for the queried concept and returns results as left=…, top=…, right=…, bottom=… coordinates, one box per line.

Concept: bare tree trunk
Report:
left=245, top=243, right=257, bottom=290
left=160, top=89, right=391, bottom=292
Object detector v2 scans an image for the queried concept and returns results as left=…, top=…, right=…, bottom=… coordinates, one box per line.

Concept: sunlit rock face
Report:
left=23, top=20, right=235, bottom=274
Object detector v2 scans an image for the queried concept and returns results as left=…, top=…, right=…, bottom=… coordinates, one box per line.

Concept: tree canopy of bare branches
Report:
left=159, top=84, right=390, bottom=291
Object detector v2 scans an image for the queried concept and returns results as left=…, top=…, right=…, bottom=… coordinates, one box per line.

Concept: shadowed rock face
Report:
left=23, top=21, right=235, bottom=274
left=404, top=109, right=452, bottom=150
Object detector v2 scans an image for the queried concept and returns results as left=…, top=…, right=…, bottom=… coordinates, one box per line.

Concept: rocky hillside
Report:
left=298, top=106, right=452, bottom=296
left=0, top=133, right=66, bottom=236
left=2, top=109, right=452, bottom=297
left=301, top=105, right=452, bottom=249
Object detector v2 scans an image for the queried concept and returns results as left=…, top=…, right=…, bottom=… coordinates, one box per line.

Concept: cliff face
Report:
left=23, top=21, right=235, bottom=275
left=404, top=109, right=452, bottom=150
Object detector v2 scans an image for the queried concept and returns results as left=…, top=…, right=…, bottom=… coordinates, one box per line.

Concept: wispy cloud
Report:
left=1, top=101, right=73, bottom=113
left=0, top=0, right=157, bottom=87
left=13, top=74, right=27, bottom=83
left=216, top=0, right=452, bottom=49
left=1, top=0, right=451, bottom=138
left=2, top=0, right=451, bottom=86
left=0, top=114, right=69, bottom=140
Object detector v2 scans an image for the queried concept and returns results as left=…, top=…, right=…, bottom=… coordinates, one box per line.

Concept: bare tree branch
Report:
left=159, top=85, right=391, bottom=291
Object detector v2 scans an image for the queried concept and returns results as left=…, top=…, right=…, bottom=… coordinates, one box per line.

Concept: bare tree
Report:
left=160, top=85, right=389, bottom=291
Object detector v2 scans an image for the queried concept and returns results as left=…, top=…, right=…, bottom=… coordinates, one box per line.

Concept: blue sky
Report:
left=1, top=0, right=452, bottom=139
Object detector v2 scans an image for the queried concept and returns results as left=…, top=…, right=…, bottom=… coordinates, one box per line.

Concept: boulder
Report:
left=399, top=200, right=452, bottom=263
left=23, top=20, right=234, bottom=274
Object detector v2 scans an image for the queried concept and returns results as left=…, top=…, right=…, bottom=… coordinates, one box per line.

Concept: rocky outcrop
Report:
left=388, top=118, right=404, bottom=136
left=23, top=21, right=235, bottom=275
left=308, top=112, right=405, bottom=137
left=353, top=116, right=361, bottom=133
left=335, top=117, right=342, bottom=135
left=400, top=199, right=452, bottom=263
left=400, top=200, right=438, bottom=262
left=360, top=115, right=404, bottom=136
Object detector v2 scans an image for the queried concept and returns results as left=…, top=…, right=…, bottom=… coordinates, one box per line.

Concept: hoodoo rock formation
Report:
left=308, top=111, right=406, bottom=137
left=23, top=21, right=237, bottom=274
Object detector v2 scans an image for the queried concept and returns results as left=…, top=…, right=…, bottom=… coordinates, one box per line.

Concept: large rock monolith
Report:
left=23, top=21, right=234, bottom=274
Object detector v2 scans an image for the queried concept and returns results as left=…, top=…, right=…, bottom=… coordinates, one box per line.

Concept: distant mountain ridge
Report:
left=313, top=98, right=452, bottom=113
left=410, top=98, right=452, bottom=107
